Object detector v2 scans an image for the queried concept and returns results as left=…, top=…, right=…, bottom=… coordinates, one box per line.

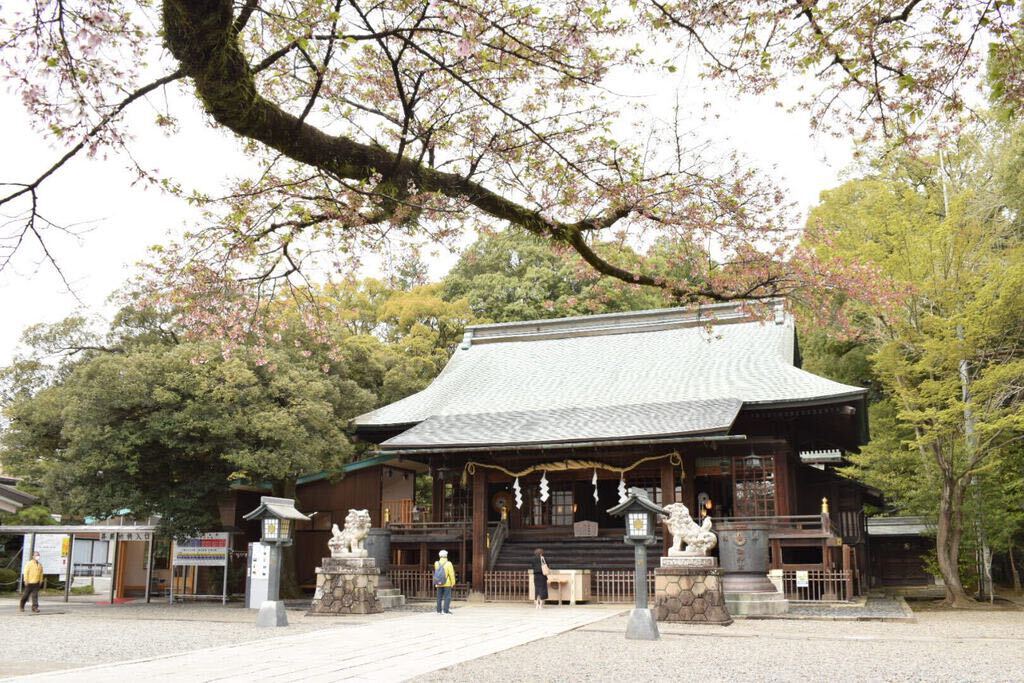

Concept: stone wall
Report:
left=654, top=567, right=732, bottom=625
left=308, top=565, right=382, bottom=615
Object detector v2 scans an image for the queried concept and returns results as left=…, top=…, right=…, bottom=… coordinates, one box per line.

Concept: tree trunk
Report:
left=1010, top=544, right=1023, bottom=595
left=935, top=477, right=975, bottom=607
left=273, top=479, right=302, bottom=599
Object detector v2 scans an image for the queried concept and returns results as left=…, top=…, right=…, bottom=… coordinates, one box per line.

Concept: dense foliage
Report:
left=802, top=131, right=1024, bottom=605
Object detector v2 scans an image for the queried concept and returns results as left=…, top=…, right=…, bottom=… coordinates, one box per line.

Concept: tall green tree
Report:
left=441, top=228, right=670, bottom=322
left=805, top=138, right=1024, bottom=606
left=1, top=315, right=373, bottom=538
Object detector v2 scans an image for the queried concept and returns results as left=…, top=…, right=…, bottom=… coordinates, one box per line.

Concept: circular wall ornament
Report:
left=491, top=491, right=513, bottom=514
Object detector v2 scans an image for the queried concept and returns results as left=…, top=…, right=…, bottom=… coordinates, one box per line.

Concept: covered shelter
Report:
left=352, top=301, right=873, bottom=595
left=0, top=524, right=159, bottom=603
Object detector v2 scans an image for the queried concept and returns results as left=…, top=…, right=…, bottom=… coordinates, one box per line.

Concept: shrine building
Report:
left=340, top=300, right=880, bottom=598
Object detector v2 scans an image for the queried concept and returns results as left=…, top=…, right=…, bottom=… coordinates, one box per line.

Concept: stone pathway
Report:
left=7, top=604, right=623, bottom=682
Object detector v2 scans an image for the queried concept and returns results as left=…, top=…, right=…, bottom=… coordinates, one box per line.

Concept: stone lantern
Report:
left=607, top=487, right=664, bottom=640
left=243, top=496, right=310, bottom=627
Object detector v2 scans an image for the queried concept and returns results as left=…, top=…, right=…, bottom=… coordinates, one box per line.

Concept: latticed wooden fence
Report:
left=591, top=570, right=656, bottom=603
left=391, top=569, right=851, bottom=603
left=386, top=570, right=468, bottom=600
left=781, top=570, right=853, bottom=602
left=483, top=570, right=531, bottom=601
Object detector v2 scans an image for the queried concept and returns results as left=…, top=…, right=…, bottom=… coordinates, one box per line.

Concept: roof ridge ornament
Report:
left=464, top=300, right=778, bottom=345
left=774, top=300, right=786, bottom=325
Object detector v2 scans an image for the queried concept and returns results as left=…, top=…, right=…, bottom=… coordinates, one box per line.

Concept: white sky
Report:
left=0, top=63, right=854, bottom=368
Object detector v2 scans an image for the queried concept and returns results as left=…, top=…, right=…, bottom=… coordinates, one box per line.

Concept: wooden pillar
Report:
left=660, top=459, right=675, bottom=557
left=773, top=448, right=791, bottom=516
left=431, top=474, right=444, bottom=523
left=681, top=454, right=696, bottom=511
left=109, top=533, right=120, bottom=604
left=660, top=459, right=675, bottom=505
left=842, top=544, right=854, bottom=598
left=471, top=469, right=487, bottom=594
left=63, top=534, right=75, bottom=603
left=144, top=534, right=154, bottom=603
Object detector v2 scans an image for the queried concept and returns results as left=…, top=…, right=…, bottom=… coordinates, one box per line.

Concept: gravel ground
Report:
left=2, top=598, right=1021, bottom=682
left=0, top=598, right=433, bottom=677
left=413, top=609, right=1024, bottom=683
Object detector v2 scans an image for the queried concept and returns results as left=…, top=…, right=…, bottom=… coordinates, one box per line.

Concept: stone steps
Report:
left=495, top=538, right=664, bottom=571
left=377, top=587, right=406, bottom=609
left=724, top=590, right=789, bottom=616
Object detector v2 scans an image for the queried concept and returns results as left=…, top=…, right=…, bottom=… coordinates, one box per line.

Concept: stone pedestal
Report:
left=662, top=555, right=717, bottom=569
left=307, top=557, right=383, bottom=615
left=717, top=520, right=789, bottom=616
left=365, top=529, right=394, bottom=590
left=654, top=566, right=732, bottom=625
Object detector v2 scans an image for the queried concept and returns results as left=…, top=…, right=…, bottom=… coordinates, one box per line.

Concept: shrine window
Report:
left=444, top=483, right=470, bottom=523
left=522, top=484, right=574, bottom=526
left=732, top=455, right=777, bottom=517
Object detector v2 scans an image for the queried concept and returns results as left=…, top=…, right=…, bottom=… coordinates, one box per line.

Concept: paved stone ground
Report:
left=0, top=602, right=622, bottom=682
left=418, top=609, right=1024, bottom=683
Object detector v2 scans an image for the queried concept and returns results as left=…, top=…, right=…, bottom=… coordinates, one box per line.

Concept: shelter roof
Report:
left=0, top=482, right=37, bottom=514
left=0, top=524, right=157, bottom=535
left=354, top=301, right=867, bottom=449
left=866, top=516, right=932, bottom=537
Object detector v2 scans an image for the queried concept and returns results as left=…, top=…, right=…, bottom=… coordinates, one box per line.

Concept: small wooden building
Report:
left=351, top=302, right=876, bottom=597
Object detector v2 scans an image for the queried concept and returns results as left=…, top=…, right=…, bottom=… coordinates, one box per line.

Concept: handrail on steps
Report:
left=487, top=520, right=507, bottom=570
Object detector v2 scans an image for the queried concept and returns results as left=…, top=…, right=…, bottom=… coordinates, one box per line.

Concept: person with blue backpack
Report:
left=433, top=549, right=456, bottom=614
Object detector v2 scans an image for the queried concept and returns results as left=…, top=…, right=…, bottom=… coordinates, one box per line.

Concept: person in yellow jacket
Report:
left=20, top=551, right=44, bottom=613
left=433, top=549, right=456, bottom=615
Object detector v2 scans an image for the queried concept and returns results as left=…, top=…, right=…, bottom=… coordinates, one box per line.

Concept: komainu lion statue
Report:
left=661, top=503, right=717, bottom=556
left=328, top=509, right=372, bottom=557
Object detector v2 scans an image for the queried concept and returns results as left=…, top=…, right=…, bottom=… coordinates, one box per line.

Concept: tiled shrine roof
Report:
left=353, top=301, right=866, bottom=449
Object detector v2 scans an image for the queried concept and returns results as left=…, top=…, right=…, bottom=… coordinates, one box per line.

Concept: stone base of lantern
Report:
left=307, top=557, right=382, bottom=615
left=654, top=566, right=732, bottom=626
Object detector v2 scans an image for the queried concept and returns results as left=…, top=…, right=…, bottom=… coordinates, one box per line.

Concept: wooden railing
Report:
left=387, top=521, right=470, bottom=538
left=484, top=570, right=531, bottom=601
left=487, top=521, right=507, bottom=570
left=386, top=570, right=468, bottom=600
left=719, top=514, right=839, bottom=537
left=592, top=570, right=656, bottom=603
left=780, top=569, right=853, bottom=602
left=382, top=498, right=414, bottom=525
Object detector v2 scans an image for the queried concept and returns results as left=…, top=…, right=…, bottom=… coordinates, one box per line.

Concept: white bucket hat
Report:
left=438, top=549, right=448, bottom=557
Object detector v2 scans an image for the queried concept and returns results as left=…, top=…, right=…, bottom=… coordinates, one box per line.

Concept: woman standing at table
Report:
left=529, top=548, right=549, bottom=609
